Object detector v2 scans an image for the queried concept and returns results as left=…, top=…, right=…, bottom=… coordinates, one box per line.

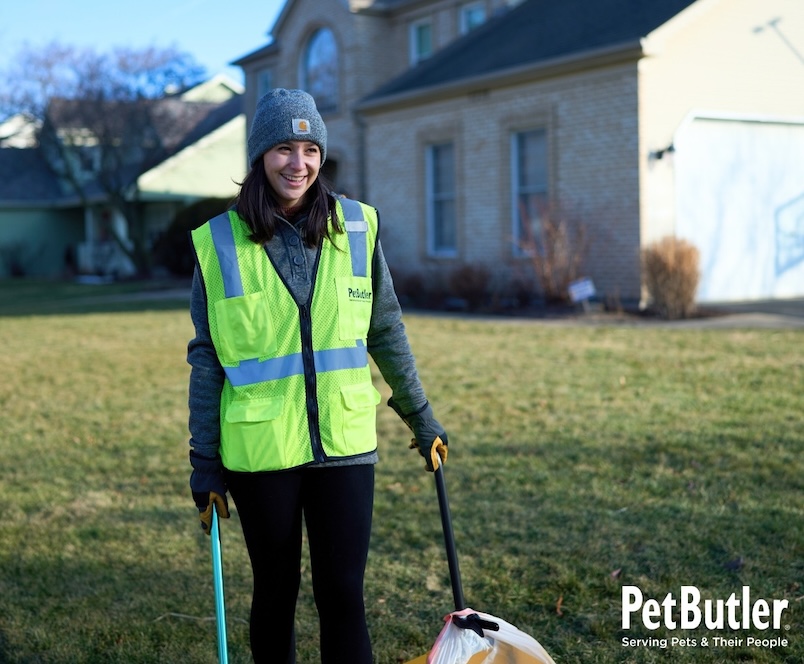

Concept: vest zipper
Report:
left=299, top=303, right=326, bottom=463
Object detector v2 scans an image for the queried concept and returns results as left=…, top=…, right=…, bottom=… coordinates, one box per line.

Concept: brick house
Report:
left=235, top=0, right=804, bottom=304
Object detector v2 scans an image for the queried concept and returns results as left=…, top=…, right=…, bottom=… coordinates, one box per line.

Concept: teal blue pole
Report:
left=211, top=505, right=229, bottom=664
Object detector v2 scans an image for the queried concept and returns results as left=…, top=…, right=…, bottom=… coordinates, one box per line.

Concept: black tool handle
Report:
left=434, top=461, right=466, bottom=611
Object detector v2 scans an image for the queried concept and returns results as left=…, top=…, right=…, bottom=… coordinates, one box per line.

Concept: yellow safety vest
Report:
left=191, top=198, right=381, bottom=472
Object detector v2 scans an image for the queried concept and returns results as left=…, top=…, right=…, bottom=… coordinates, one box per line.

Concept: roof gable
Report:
left=363, top=0, right=699, bottom=103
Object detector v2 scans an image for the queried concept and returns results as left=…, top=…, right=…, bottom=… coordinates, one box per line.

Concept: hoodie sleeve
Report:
left=367, top=238, right=428, bottom=415
left=187, top=267, right=226, bottom=459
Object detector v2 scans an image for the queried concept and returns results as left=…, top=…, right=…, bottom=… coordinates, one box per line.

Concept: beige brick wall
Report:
left=364, top=63, right=643, bottom=301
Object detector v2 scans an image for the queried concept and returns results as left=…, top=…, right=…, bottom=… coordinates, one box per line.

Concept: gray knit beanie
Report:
left=247, top=88, right=327, bottom=166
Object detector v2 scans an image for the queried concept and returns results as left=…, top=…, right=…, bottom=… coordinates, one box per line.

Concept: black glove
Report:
left=388, top=398, right=448, bottom=472
left=189, top=450, right=230, bottom=535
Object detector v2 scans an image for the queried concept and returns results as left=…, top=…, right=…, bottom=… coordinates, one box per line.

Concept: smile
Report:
left=281, top=174, right=306, bottom=183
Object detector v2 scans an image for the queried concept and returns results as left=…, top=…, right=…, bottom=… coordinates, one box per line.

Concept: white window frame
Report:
left=510, top=128, right=548, bottom=256
left=426, top=142, right=458, bottom=258
left=460, top=2, right=486, bottom=34
left=409, top=18, right=433, bottom=65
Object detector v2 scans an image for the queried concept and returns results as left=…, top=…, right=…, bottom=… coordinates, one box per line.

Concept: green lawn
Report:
left=0, top=280, right=801, bottom=663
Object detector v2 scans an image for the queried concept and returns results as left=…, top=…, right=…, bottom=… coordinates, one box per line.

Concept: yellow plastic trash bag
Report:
left=407, top=608, right=556, bottom=664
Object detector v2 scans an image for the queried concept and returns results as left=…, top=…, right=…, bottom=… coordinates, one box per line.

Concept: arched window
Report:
left=301, top=28, right=338, bottom=113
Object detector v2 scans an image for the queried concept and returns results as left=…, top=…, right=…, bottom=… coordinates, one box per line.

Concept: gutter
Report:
left=356, top=38, right=645, bottom=114
left=231, top=41, right=279, bottom=68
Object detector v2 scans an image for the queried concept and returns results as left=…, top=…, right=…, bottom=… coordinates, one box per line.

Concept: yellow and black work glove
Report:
left=388, top=398, right=448, bottom=472
left=189, top=450, right=230, bottom=535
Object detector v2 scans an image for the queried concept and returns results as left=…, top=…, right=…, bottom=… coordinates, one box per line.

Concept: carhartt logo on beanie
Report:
left=247, top=88, right=327, bottom=166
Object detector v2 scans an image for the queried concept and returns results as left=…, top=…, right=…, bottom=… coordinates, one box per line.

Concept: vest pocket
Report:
left=335, top=276, right=373, bottom=340
left=215, top=291, right=277, bottom=364
left=221, top=396, right=286, bottom=471
left=328, top=383, right=381, bottom=456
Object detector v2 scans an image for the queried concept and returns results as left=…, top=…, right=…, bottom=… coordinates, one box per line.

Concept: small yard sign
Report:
left=568, top=277, right=596, bottom=304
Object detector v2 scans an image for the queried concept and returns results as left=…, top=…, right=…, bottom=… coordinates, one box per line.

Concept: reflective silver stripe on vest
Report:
left=340, top=198, right=368, bottom=278
left=209, top=212, right=244, bottom=298
left=210, top=205, right=370, bottom=387
left=224, top=341, right=368, bottom=387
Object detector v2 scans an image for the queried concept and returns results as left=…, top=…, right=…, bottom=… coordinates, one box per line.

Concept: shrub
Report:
left=447, top=263, right=491, bottom=311
left=0, top=242, right=45, bottom=277
left=518, top=202, right=587, bottom=304
left=391, top=270, right=446, bottom=309
left=152, top=197, right=231, bottom=276
left=642, top=236, right=701, bottom=319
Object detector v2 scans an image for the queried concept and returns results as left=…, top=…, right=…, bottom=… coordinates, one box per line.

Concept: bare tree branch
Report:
left=1, top=40, right=207, bottom=275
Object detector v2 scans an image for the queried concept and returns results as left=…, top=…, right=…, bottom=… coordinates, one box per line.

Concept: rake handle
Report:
left=211, top=505, right=229, bottom=664
left=434, top=461, right=466, bottom=611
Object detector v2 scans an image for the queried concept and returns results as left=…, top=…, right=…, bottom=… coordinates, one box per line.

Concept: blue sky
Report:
left=0, top=0, right=285, bottom=84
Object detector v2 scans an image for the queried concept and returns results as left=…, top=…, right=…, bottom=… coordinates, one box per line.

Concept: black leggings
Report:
left=225, top=464, right=374, bottom=664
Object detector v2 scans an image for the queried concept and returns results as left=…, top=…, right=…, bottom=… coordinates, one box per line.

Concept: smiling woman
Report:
left=185, top=87, right=449, bottom=663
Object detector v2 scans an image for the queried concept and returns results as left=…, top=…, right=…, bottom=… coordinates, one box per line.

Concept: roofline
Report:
left=269, top=0, right=294, bottom=36
left=352, top=1, right=412, bottom=18
left=356, top=38, right=645, bottom=114
left=138, top=115, right=245, bottom=191
left=188, top=73, right=245, bottom=96
left=231, top=41, right=279, bottom=67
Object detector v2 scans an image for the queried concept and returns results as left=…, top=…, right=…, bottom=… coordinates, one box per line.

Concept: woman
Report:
left=186, top=88, right=448, bottom=664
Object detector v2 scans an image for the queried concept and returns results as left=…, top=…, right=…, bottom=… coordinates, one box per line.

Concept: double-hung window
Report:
left=511, top=129, right=548, bottom=254
left=410, top=19, right=433, bottom=65
left=426, top=143, right=457, bottom=257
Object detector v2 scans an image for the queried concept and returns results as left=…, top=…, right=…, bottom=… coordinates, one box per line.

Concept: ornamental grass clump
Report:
left=642, top=236, right=701, bottom=319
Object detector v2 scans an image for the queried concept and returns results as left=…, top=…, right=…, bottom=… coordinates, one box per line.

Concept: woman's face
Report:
left=262, top=141, right=321, bottom=208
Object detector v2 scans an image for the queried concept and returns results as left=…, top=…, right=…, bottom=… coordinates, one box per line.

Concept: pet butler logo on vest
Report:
left=347, top=287, right=372, bottom=302
left=621, top=585, right=791, bottom=650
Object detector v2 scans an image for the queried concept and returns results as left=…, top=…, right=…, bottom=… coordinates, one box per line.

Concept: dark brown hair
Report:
left=234, top=164, right=341, bottom=246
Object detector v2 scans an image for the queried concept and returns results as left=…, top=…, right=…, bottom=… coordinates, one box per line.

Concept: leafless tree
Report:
left=0, top=41, right=206, bottom=275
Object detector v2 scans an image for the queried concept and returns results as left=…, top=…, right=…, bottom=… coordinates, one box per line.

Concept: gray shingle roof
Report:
left=363, top=0, right=698, bottom=102
left=0, top=148, right=68, bottom=205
